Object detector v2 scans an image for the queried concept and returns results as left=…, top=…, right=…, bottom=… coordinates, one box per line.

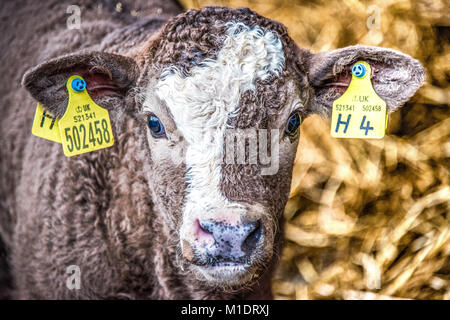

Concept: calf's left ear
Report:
left=22, top=51, right=139, bottom=118
left=305, top=45, right=425, bottom=116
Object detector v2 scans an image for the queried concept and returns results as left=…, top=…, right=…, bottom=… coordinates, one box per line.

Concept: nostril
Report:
left=241, top=220, right=263, bottom=256
left=194, top=219, right=214, bottom=244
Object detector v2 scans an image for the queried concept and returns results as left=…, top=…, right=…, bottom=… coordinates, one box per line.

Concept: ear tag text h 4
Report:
left=331, top=61, right=387, bottom=139
left=58, top=75, right=114, bottom=157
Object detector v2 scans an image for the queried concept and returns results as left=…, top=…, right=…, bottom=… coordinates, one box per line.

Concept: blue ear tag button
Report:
left=351, top=63, right=367, bottom=78
left=71, top=78, right=86, bottom=92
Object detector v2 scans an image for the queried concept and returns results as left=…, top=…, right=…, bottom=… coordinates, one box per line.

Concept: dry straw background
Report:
left=180, top=0, right=450, bottom=299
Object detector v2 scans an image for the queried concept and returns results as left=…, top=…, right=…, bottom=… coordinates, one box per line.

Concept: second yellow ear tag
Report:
left=59, top=75, right=114, bottom=157
left=31, top=103, right=62, bottom=143
left=331, top=61, right=387, bottom=139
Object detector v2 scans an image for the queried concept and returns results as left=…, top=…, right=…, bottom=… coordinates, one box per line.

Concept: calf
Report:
left=0, top=1, right=424, bottom=299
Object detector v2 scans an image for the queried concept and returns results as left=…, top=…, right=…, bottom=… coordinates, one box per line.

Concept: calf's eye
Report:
left=148, top=115, right=166, bottom=138
left=285, top=112, right=301, bottom=137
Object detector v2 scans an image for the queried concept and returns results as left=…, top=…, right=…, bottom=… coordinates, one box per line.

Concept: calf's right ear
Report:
left=22, top=51, right=139, bottom=118
left=304, top=45, right=425, bottom=116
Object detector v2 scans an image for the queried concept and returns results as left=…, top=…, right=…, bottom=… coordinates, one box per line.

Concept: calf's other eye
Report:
left=148, top=115, right=166, bottom=138
left=285, top=112, right=301, bottom=137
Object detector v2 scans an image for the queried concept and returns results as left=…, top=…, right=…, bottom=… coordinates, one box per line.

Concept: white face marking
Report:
left=146, top=22, right=285, bottom=241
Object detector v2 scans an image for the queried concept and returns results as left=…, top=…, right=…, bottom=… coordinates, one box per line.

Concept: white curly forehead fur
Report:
left=147, top=22, right=285, bottom=239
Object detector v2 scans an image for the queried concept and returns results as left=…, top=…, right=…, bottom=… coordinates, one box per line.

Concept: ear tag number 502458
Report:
left=331, top=61, right=387, bottom=139
left=58, top=75, right=114, bottom=157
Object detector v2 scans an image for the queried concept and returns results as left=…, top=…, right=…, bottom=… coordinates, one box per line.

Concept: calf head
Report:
left=23, top=7, right=424, bottom=290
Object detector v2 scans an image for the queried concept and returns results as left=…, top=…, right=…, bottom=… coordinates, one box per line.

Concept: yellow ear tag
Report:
left=331, top=61, right=387, bottom=139
left=58, top=75, right=114, bottom=157
left=31, top=103, right=62, bottom=143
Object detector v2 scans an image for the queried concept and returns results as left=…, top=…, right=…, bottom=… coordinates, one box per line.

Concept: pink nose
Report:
left=194, top=218, right=263, bottom=264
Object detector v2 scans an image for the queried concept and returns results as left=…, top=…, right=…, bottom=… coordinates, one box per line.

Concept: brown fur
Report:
left=0, top=2, right=424, bottom=299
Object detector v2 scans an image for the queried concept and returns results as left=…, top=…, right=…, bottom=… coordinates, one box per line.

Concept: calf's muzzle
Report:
left=193, top=218, right=264, bottom=266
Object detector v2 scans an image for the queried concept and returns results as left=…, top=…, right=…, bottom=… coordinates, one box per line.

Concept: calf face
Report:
left=22, top=7, right=424, bottom=290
